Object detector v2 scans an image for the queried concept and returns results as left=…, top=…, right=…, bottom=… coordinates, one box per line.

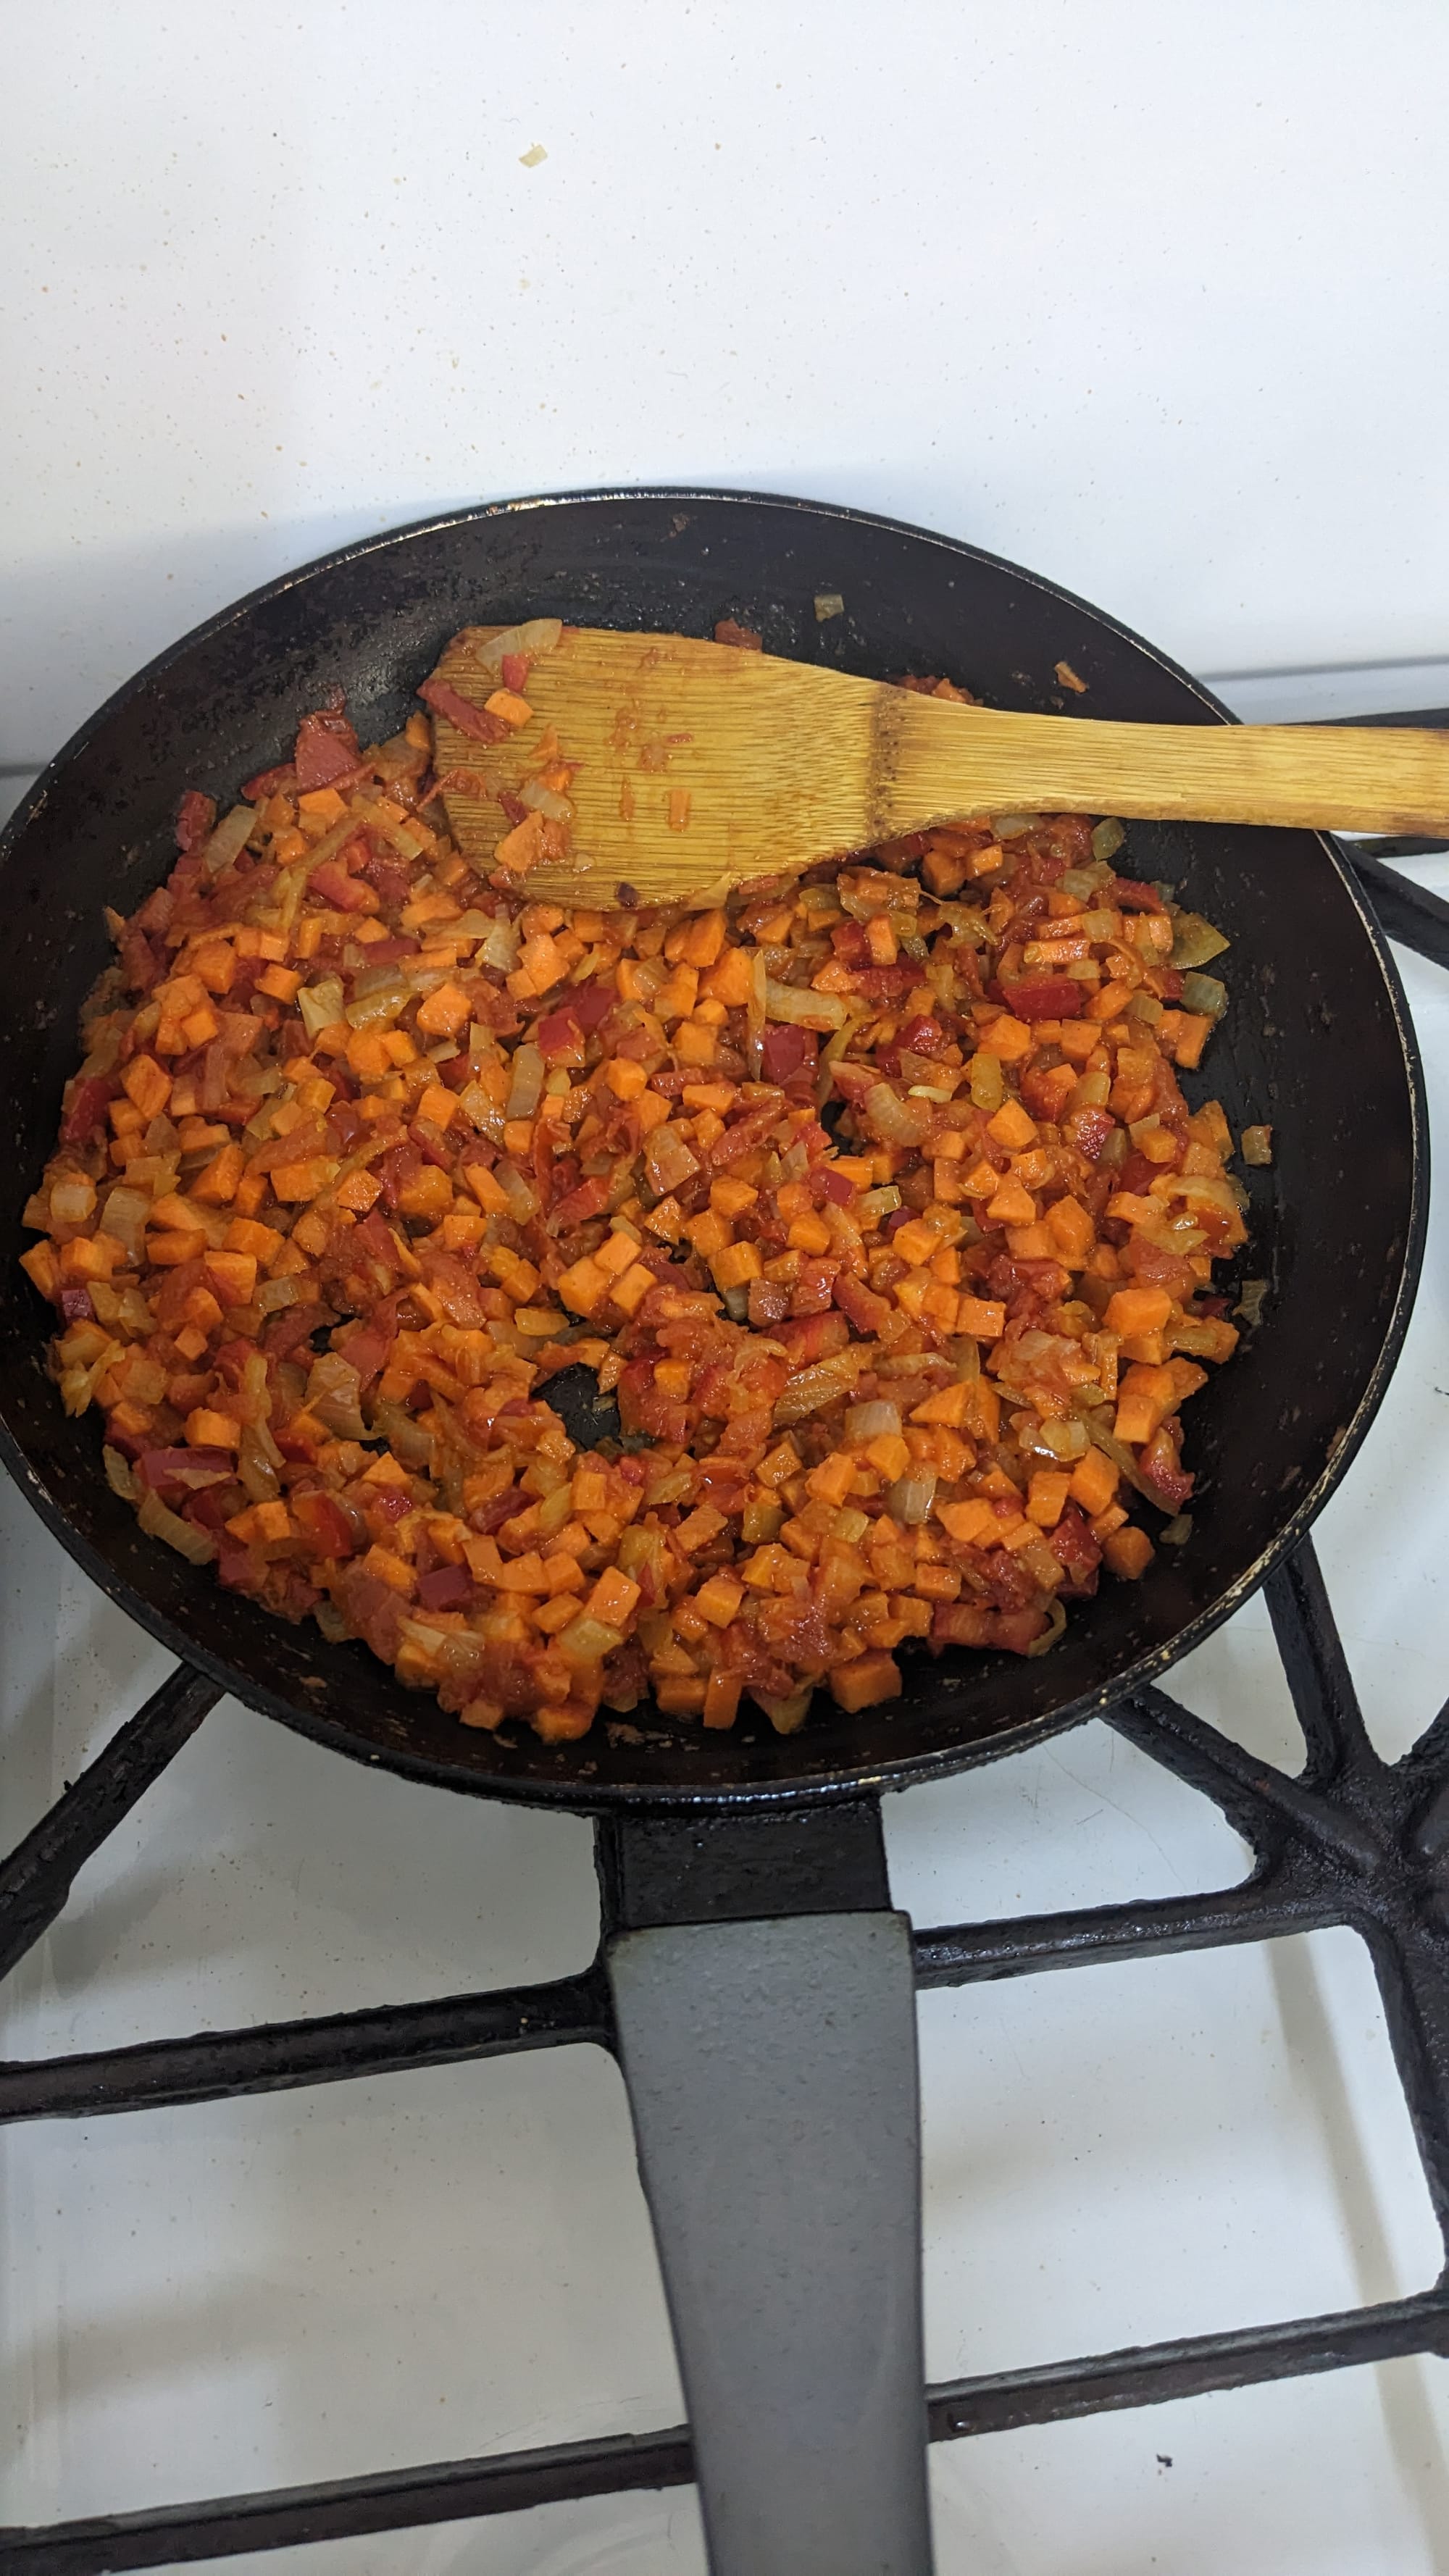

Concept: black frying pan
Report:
left=0, top=494, right=1426, bottom=2574
left=0, top=490, right=1423, bottom=1810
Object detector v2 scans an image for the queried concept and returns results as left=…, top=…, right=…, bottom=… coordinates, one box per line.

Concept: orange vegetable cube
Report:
left=1068, top=1447, right=1119, bottom=1516
left=335, top=1169, right=383, bottom=1213
left=955, top=1296, right=1006, bottom=1342
left=588, top=1566, right=642, bottom=1627
left=905, top=1381, right=966, bottom=1429
left=120, top=1055, right=170, bottom=1120
left=703, top=1669, right=743, bottom=1729
left=185, top=1408, right=241, bottom=1450
left=414, top=1085, right=459, bottom=1131
left=701, top=948, right=755, bottom=1007
left=222, top=1218, right=283, bottom=1262
left=346, top=1032, right=393, bottom=1079
left=201, top=1250, right=257, bottom=1305
left=1113, top=1363, right=1177, bottom=1447
left=711, top=1239, right=764, bottom=1291
left=1104, top=1286, right=1173, bottom=1339
left=189, top=940, right=237, bottom=996
left=558, top=1255, right=609, bottom=1317
left=604, top=1056, right=648, bottom=1100
left=191, top=1143, right=246, bottom=1205
left=1026, top=1470, right=1072, bottom=1528
left=937, top=1499, right=999, bottom=1547
left=1103, top=1525, right=1155, bottom=1579
left=891, top=1218, right=940, bottom=1267
left=257, top=965, right=302, bottom=1004
left=414, top=980, right=472, bottom=1039
left=984, top=1176, right=1037, bottom=1227
left=987, top=1097, right=1038, bottom=1150
left=270, top=1157, right=338, bottom=1203
left=20, top=1242, right=59, bottom=1299
left=979, top=1013, right=1033, bottom=1063
left=685, top=1208, right=732, bottom=1258
left=483, top=687, right=533, bottom=727
left=864, top=1431, right=911, bottom=1481
left=695, top=1575, right=745, bottom=1629
left=396, top=1167, right=453, bottom=1224
left=830, top=1652, right=901, bottom=1713
left=1045, top=1196, right=1095, bottom=1263
left=462, top=1162, right=510, bottom=1214
left=609, top=1262, right=654, bottom=1316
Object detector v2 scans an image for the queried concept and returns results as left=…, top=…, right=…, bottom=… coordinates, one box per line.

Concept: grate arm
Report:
left=0, top=1665, right=219, bottom=1985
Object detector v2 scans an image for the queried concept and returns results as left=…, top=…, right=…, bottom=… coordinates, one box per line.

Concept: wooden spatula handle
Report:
left=885, top=699, right=1449, bottom=837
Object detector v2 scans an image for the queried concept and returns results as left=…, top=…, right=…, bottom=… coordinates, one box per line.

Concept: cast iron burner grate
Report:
left=1, top=807, right=1448, bottom=2576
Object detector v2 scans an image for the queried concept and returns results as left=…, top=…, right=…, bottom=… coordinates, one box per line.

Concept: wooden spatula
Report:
left=425, top=623, right=1449, bottom=909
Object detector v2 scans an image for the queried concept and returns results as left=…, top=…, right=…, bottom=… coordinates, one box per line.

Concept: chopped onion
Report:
left=372, top=1400, right=437, bottom=1470
left=774, top=1353, right=862, bottom=1423
left=257, top=1275, right=307, bottom=1313
left=50, top=1175, right=96, bottom=1224
left=645, top=1122, right=700, bottom=1197
left=494, top=1163, right=540, bottom=1222
left=457, top=1081, right=506, bottom=1139
left=298, top=977, right=345, bottom=1040
left=478, top=916, right=521, bottom=971
left=137, top=1486, right=217, bottom=1564
left=1161, top=1514, right=1193, bottom=1545
left=764, top=979, right=847, bottom=1030
left=722, top=1285, right=750, bottom=1321
left=864, top=1082, right=932, bottom=1147
left=1090, top=818, right=1126, bottom=862
left=238, top=1424, right=282, bottom=1505
left=1172, top=913, right=1231, bottom=971
left=858, top=1184, right=902, bottom=1224
left=1240, top=1124, right=1274, bottom=1167
left=1038, top=1415, right=1089, bottom=1461
left=304, top=1353, right=367, bottom=1440
left=753, top=1686, right=814, bottom=1735
left=519, top=779, right=575, bottom=822
left=471, top=616, right=564, bottom=673
left=345, top=977, right=409, bottom=1030
left=201, top=805, right=255, bottom=877
left=506, top=1042, right=545, bottom=1121
left=991, top=814, right=1042, bottom=839
left=845, top=1400, right=901, bottom=1441
left=101, top=1185, right=151, bottom=1262
left=886, top=1470, right=937, bottom=1525
left=1024, top=1597, right=1068, bottom=1657
left=103, top=1444, right=138, bottom=1500
left=1235, top=1279, right=1269, bottom=1326
left=556, top=1612, right=625, bottom=1666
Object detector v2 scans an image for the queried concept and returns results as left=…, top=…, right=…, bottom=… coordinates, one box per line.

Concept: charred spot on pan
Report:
left=543, top=1362, right=622, bottom=1451
left=615, top=880, right=640, bottom=908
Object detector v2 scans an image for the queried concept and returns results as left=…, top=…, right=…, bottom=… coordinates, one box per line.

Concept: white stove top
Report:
left=3, top=674, right=1448, bottom=2575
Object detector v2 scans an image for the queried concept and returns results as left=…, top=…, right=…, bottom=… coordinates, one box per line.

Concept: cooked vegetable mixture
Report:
left=22, top=627, right=1251, bottom=1745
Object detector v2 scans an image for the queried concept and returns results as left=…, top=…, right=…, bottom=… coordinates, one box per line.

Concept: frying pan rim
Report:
left=0, top=485, right=1427, bottom=1813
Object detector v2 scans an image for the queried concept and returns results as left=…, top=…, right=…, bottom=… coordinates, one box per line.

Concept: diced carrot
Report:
left=711, top=1239, right=763, bottom=1290
left=1103, top=1525, right=1155, bottom=1579
left=1068, top=1447, right=1119, bottom=1515
left=415, top=980, right=471, bottom=1039
left=987, top=1097, right=1037, bottom=1150
left=695, top=1574, right=745, bottom=1628
left=703, top=1668, right=743, bottom=1729
left=120, top=1055, right=170, bottom=1119
left=233, top=1168, right=269, bottom=1218
left=830, top=1652, right=901, bottom=1712
left=20, top=1242, right=59, bottom=1299
left=1026, top=1470, right=1072, bottom=1528
left=270, top=1157, right=338, bottom=1203
left=609, top=1262, right=653, bottom=1316
left=588, top=1565, right=641, bottom=1626
left=462, top=1162, right=510, bottom=1213
left=1045, top=1195, right=1095, bottom=1263
left=937, top=1499, right=999, bottom=1547
left=604, top=1056, right=647, bottom=1099
left=984, top=1175, right=1037, bottom=1226
left=956, top=1296, right=1006, bottom=1341
left=204, top=1250, right=258, bottom=1305
left=396, top=1167, right=453, bottom=1223
left=701, top=948, right=756, bottom=1007
left=191, top=1143, right=246, bottom=1205
left=185, top=1408, right=241, bottom=1450
left=335, top=1169, right=383, bottom=1213
left=979, top=1013, right=1032, bottom=1063
left=559, top=1255, right=609, bottom=1316
left=1105, top=1286, right=1173, bottom=1338
left=908, top=1381, right=969, bottom=1429
left=807, top=1452, right=857, bottom=1507
left=223, top=1218, right=283, bottom=1261
left=257, top=964, right=302, bottom=1003
left=1112, top=1363, right=1178, bottom=1446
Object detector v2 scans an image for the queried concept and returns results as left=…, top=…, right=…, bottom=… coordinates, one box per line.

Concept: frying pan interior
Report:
left=0, top=493, right=1423, bottom=1807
